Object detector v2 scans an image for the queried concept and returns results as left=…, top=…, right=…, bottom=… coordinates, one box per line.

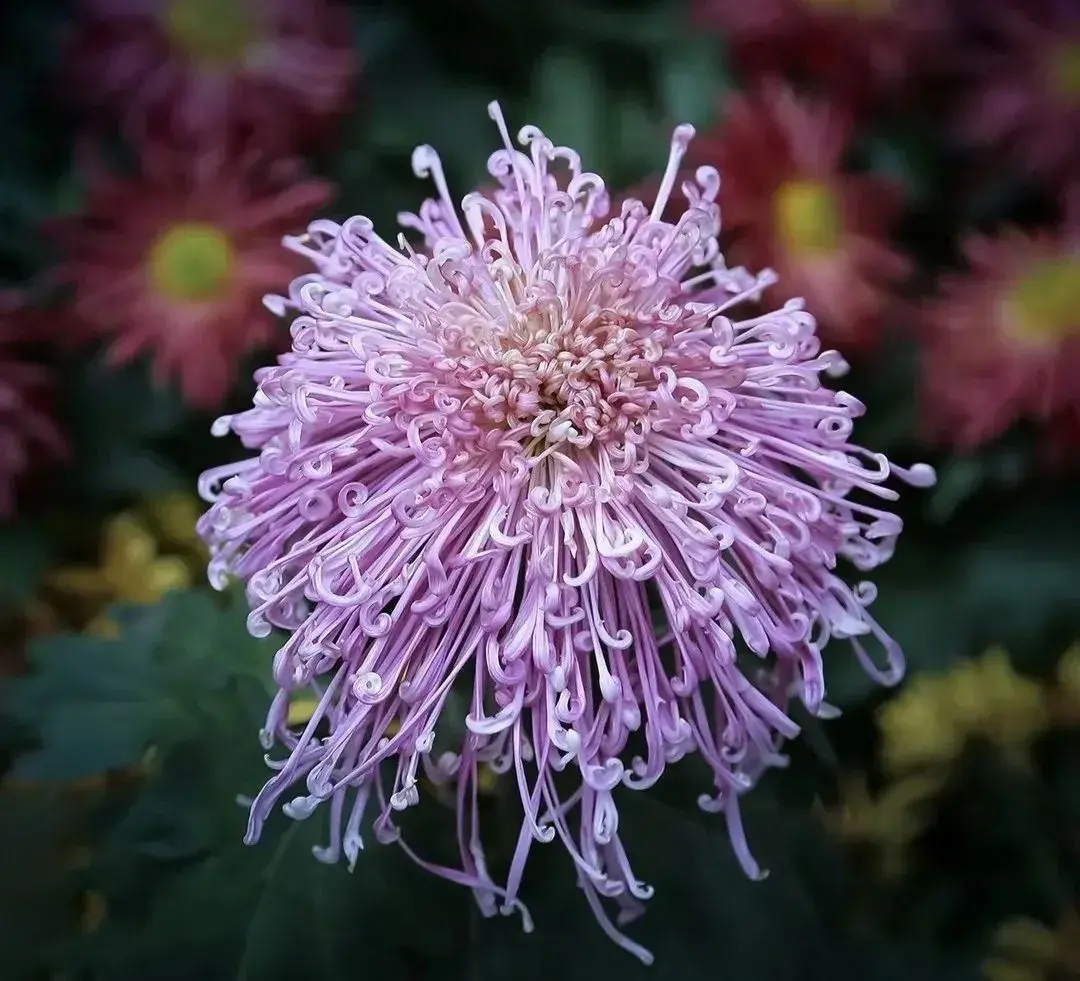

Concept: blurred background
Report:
left=2, top=0, right=1079, bottom=979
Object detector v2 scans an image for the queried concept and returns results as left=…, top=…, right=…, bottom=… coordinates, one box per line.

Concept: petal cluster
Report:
left=692, top=84, right=909, bottom=353
left=198, top=104, right=932, bottom=961
left=919, top=228, right=1080, bottom=450
left=692, top=0, right=944, bottom=110
left=69, top=0, right=356, bottom=145
left=54, top=141, right=331, bottom=408
left=950, top=0, right=1080, bottom=187
left=0, top=295, right=66, bottom=518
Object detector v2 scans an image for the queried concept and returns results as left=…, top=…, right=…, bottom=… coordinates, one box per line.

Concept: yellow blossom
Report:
left=143, top=491, right=206, bottom=555
left=983, top=910, right=1080, bottom=981
left=84, top=614, right=121, bottom=639
left=878, top=648, right=1047, bottom=775
left=47, top=512, right=192, bottom=608
left=1048, top=644, right=1080, bottom=727
left=822, top=770, right=945, bottom=880
left=80, top=891, right=108, bottom=935
left=287, top=696, right=321, bottom=728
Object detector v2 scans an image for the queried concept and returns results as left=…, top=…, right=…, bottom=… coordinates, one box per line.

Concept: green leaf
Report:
left=466, top=781, right=847, bottom=980
left=88, top=811, right=469, bottom=981
left=926, top=448, right=1027, bottom=524
left=82, top=687, right=473, bottom=980
left=825, top=535, right=966, bottom=709
left=654, top=34, right=728, bottom=128
left=9, top=634, right=170, bottom=781
left=0, top=784, right=100, bottom=981
left=7, top=589, right=276, bottom=782
left=0, top=521, right=53, bottom=607
left=59, top=357, right=188, bottom=505
left=9, top=584, right=464, bottom=980
left=529, top=48, right=608, bottom=174
left=953, top=490, right=1080, bottom=664
left=856, top=127, right=942, bottom=208
left=551, top=3, right=683, bottom=49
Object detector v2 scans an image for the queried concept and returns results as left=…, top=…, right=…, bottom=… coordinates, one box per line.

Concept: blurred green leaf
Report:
left=77, top=653, right=473, bottom=980
left=529, top=48, right=608, bottom=173
left=87, top=809, right=471, bottom=981
left=611, top=98, right=666, bottom=179
left=954, top=490, right=1080, bottom=664
left=8, top=589, right=275, bottom=782
left=826, top=535, right=966, bottom=709
left=0, top=522, right=53, bottom=607
left=654, top=33, right=728, bottom=128
left=551, top=3, right=683, bottom=48
left=467, top=781, right=847, bottom=980
left=60, top=357, right=188, bottom=503
left=927, top=447, right=1027, bottom=524
left=855, top=127, right=942, bottom=208
left=0, top=784, right=99, bottom=981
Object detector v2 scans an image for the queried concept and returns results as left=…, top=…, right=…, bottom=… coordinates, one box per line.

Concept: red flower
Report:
left=692, top=83, right=909, bottom=353
left=54, top=140, right=331, bottom=409
left=951, top=0, right=1080, bottom=188
left=920, top=228, right=1080, bottom=450
left=692, top=0, right=944, bottom=110
left=69, top=0, right=357, bottom=147
left=0, top=295, right=66, bottom=518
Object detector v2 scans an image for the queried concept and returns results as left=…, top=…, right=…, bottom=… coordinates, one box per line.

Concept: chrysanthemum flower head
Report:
left=54, top=140, right=331, bottom=408
left=692, top=83, right=909, bottom=353
left=69, top=0, right=357, bottom=146
left=692, top=0, right=944, bottom=110
left=919, top=228, right=1080, bottom=450
left=197, top=102, right=933, bottom=962
left=0, top=294, right=66, bottom=518
left=952, top=0, right=1080, bottom=186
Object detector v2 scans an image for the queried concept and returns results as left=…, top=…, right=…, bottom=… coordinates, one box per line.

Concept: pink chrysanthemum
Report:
left=920, top=228, right=1080, bottom=450
left=0, top=295, right=66, bottom=518
left=68, top=0, right=356, bottom=146
left=951, top=0, right=1080, bottom=187
left=197, top=103, right=933, bottom=962
left=691, top=84, right=909, bottom=354
left=692, top=0, right=944, bottom=110
left=54, top=141, right=331, bottom=409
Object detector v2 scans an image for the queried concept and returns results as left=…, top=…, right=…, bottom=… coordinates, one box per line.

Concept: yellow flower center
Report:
left=1054, top=41, right=1080, bottom=98
left=148, top=223, right=235, bottom=303
left=163, top=0, right=256, bottom=66
left=774, top=180, right=844, bottom=258
left=1005, top=256, right=1080, bottom=347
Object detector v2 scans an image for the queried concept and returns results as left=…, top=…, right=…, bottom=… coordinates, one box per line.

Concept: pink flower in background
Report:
left=0, top=295, right=66, bottom=518
left=692, top=84, right=909, bottom=353
left=54, top=141, right=331, bottom=409
left=69, top=0, right=357, bottom=146
left=197, top=103, right=932, bottom=961
left=919, top=228, right=1080, bottom=450
left=952, top=0, right=1080, bottom=187
left=692, top=0, right=944, bottom=110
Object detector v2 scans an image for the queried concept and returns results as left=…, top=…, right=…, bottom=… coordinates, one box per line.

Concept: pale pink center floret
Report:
left=198, top=103, right=932, bottom=964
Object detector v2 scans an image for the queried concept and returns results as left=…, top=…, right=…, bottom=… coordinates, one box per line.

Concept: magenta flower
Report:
left=198, top=104, right=933, bottom=962
left=692, top=83, right=911, bottom=354
left=68, top=0, right=357, bottom=147
left=54, top=139, right=331, bottom=409
left=951, top=0, right=1080, bottom=188
left=0, top=293, right=66, bottom=519
left=919, top=227, right=1080, bottom=451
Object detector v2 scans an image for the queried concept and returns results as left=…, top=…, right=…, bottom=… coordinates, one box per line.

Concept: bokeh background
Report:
left=2, top=1, right=1080, bottom=979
